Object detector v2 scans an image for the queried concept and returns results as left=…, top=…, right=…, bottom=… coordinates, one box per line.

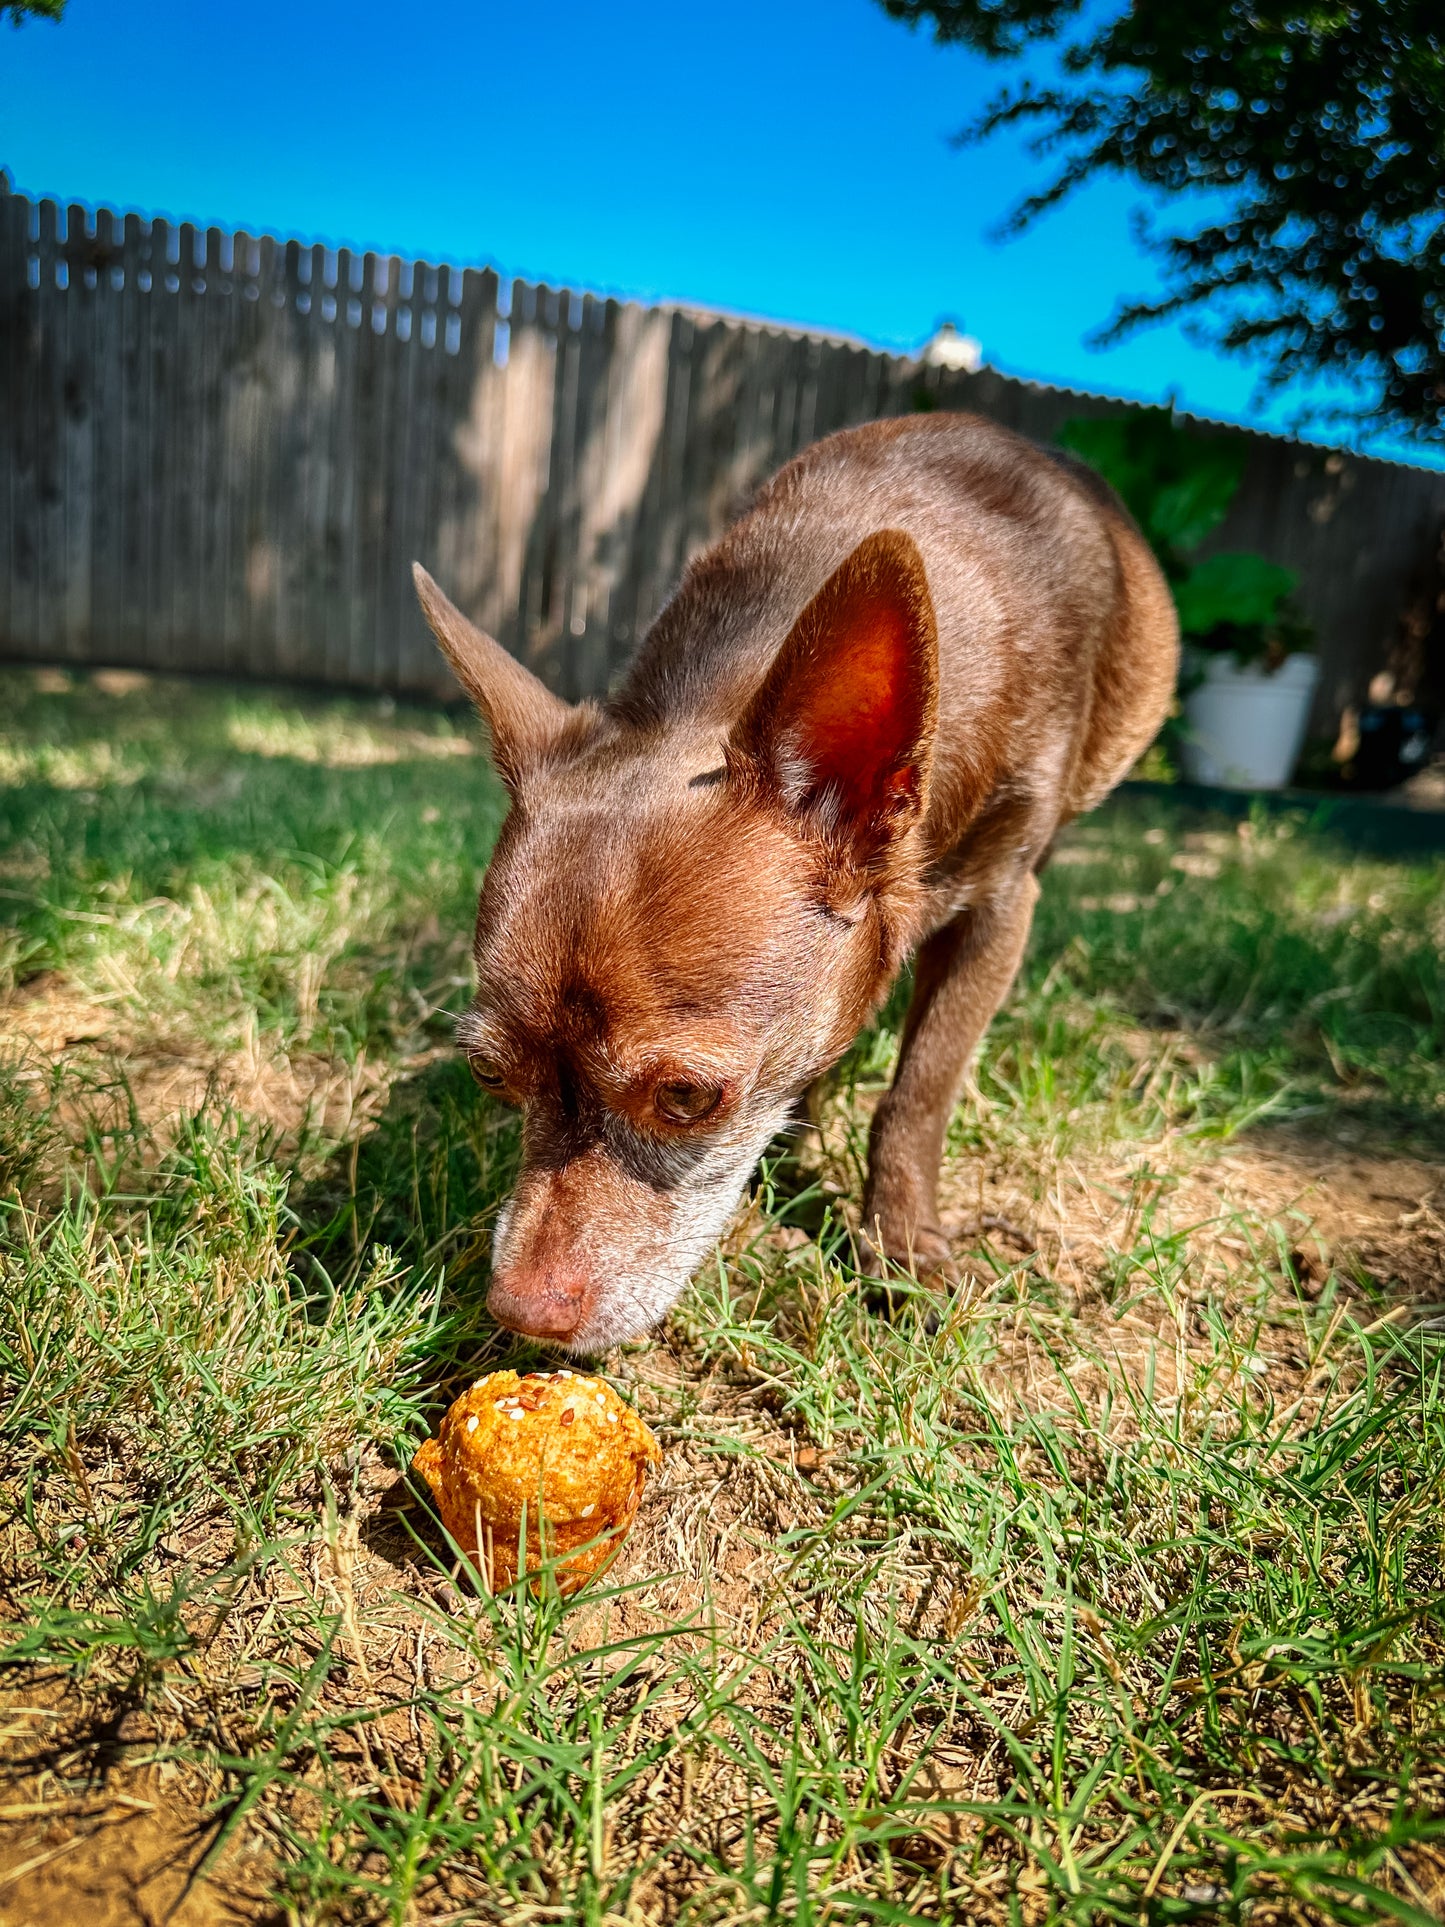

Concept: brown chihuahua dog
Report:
left=415, top=412, right=1178, bottom=1352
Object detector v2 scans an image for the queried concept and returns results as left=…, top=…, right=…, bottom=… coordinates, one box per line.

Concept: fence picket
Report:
left=115, top=214, right=148, bottom=662
left=166, top=222, right=204, bottom=668
left=600, top=304, right=671, bottom=677
left=89, top=210, right=123, bottom=661
left=0, top=194, right=34, bottom=655
left=439, top=264, right=500, bottom=675
left=455, top=267, right=503, bottom=657
left=30, top=202, right=64, bottom=661
left=267, top=238, right=303, bottom=680
left=143, top=216, right=179, bottom=665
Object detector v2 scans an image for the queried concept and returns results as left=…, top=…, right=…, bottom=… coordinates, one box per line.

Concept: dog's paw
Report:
left=858, top=1211, right=1035, bottom=1327
left=858, top=1214, right=954, bottom=1274
left=857, top=1219, right=961, bottom=1326
left=940, top=1212, right=1036, bottom=1255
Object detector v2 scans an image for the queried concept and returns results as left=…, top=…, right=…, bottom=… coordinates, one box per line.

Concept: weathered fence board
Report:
left=3, top=188, right=1444, bottom=728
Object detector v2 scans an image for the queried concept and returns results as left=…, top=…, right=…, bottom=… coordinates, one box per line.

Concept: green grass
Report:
left=1, top=666, right=1443, bottom=1925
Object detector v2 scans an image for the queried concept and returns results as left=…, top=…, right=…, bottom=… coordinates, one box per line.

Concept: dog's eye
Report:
left=655, top=1081, right=722, bottom=1124
left=467, top=1055, right=507, bottom=1093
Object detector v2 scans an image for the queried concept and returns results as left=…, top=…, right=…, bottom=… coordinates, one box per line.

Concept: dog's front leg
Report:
left=861, top=872, right=1039, bottom=1275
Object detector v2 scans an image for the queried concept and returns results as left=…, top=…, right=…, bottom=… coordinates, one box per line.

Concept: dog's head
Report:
left=414, top=530, right=937, bottom=1351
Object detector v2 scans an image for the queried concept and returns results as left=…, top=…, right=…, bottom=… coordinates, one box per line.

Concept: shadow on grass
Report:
left=1033, top=794, right=1445, bottom=1159
left=289, top=1051, right=570, bottom=1400
left=295, top=1053, right=510, bottom=1284
left=1243, top=1090, right=1445, bottom=1160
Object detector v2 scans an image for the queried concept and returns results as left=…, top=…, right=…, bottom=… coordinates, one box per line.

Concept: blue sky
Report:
left=1, top=0, right=1432, bottom=464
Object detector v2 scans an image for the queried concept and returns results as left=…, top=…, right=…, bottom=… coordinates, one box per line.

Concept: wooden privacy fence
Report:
left=4, top=190, right=1445, bottom=723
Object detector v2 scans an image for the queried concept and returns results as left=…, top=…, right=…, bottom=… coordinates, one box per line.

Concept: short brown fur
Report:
left=415, top=411, right=1178, bottom=1350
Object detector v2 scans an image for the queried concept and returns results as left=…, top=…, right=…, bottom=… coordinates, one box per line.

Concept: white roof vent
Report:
left=923, top=320, right=983, bottom=373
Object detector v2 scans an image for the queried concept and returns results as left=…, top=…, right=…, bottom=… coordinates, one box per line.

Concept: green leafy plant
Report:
left=1060, top=409, right=1314, bottom=668
left=1173, top=550, right=1314, bottom=667
left=1058, top=410, right=1246, bottom=570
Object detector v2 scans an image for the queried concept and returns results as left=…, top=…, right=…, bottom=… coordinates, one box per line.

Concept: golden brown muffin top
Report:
left=428, top=1369, right=661, bottom=1531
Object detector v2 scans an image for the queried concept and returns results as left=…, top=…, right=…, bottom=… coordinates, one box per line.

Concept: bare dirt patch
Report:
left=0, top=1690, right=268, bottom=1927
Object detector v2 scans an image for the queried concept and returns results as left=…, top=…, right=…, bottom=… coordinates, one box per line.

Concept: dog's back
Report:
left=618, top=411, right=1178, bottom=876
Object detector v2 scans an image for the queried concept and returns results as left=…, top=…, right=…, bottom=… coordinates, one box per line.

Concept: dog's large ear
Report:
left=727, top=529, right=937, bottom=863
left=413, top=564, right=572, bottom=788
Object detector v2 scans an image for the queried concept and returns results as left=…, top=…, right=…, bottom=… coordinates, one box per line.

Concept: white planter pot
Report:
left=1179, top=652, right=1321, bottom=791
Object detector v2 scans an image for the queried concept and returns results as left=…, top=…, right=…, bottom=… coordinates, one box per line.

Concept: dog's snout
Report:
left=487, top=1267, right=586, bottom=1342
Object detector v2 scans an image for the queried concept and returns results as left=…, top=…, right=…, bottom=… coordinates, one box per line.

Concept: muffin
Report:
left=412, top=1369, right=661, bottom=1593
